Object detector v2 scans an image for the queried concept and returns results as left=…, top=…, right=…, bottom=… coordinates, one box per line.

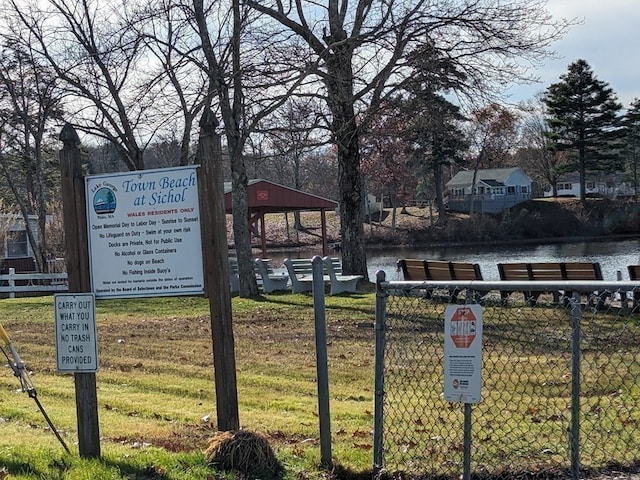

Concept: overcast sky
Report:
left=505, top=0, right=640, bottom=107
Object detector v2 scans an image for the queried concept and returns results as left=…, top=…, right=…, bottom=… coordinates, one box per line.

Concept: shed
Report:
left=223, top=179, right=338, bottom=257
left=1, top=214, right=39, bottom=272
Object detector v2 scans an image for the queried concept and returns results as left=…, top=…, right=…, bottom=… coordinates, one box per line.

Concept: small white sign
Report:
left=54, top=293, right=98, bottom=373
left=444, top=304, right=482, bottom=403
left=85, top=166, right=204, bottom=299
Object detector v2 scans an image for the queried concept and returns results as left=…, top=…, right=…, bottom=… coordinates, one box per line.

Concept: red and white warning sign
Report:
left=444, top=305, right=482, bottom=403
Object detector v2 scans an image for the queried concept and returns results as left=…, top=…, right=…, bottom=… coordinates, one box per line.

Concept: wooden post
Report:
left=59, top=123, right=101, bottom=458
left=196, top=108, right=240, bottom=431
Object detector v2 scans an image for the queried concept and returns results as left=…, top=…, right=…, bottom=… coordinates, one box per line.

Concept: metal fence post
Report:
left=312, top=255, right=332, bottom=468
left=373, top=270, right=388, bottom=474
left=570, top=291, right=582, bottom=480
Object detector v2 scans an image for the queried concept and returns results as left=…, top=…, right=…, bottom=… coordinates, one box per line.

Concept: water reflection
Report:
left=264, top=238, right=640, bottom=281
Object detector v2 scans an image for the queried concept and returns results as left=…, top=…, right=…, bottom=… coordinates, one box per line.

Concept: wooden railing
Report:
left=0, top=268, right=69, bottom=298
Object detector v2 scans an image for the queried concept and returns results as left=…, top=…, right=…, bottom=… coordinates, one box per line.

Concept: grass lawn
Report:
left=0, top=293, right=378, bottom=479
left=2, top=291, right=639, bottom=480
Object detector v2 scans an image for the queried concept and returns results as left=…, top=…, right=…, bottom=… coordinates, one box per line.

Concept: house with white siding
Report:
left=543, top=172, right=637, bottom=199
left=445, top=167, right=533, bottom=214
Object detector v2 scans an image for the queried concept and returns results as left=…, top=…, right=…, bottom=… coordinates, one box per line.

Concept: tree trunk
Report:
left=228, top=137, right=259, bottom=297
left=325, top=41, right=367, bottom=280
left=435, top=164, right=447, bottom=223
left=469, top=168, right=479, bottom=216
left=193, top=0, right=258, bottom=297
left=579, top=142, right=587, bottom=205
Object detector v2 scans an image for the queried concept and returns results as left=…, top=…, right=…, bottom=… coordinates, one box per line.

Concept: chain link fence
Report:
left=372, top=275, right=640, bottom=479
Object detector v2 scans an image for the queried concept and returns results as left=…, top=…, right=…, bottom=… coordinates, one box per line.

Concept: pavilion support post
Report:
left=321, top=210, right=328, bottom=256
left=259, top=214, right=267, bottom=258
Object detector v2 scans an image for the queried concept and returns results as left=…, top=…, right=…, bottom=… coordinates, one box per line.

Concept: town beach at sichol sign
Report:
left=85, top=166, right=204, bottom=299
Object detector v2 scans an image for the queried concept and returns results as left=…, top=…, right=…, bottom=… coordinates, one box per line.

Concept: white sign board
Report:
left=85, top=166, right=204, bottom=298
left=54, top=293, right=98, bottom=372
left=444, top=304, right=483, bottom=403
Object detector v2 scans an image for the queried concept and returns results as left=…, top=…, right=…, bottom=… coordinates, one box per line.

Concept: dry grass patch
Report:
left=205, top=430, right=282, bottom=479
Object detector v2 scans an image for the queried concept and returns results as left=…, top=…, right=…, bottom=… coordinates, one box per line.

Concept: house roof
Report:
left=480, top=179, right=503, bottom=187
left=556, top=172, right=581, bottom=183
left=446, top=167, right=527, bottom=187
left=223, top=179, right=338, bottom=213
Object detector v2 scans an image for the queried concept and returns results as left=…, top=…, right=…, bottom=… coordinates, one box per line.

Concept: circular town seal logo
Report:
left=93, top=187, right=117, bottom=215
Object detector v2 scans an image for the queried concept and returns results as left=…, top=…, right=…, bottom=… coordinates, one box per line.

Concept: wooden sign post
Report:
left=59, top=124, right=101, bottom=458
left=196, top=107, right=240, bottom=430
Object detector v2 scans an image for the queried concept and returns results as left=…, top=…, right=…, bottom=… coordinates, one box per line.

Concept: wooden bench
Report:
left=396, top=259, right=428, bottom=281
left=253, top=258, right=289, bottom=293
left=498, top=262, right=605, bottom=305
left=396, top=259, right=485, bottom=300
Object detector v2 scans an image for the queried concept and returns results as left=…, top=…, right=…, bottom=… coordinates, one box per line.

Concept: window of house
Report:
left=586, top=181, right=596, bottom=189
left=6, top=230, right=28, bottom=257
left=507, top=186, right=515, bottom=194
left=521, top=185, right=529, bottom=193
left=558, top=183, right=572, bottom=191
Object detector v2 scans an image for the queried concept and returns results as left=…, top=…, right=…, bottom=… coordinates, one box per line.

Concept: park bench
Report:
left=627, top=265, right=640, bottom=307
left=284, top=257, right=361, bottom=294
left=228, top=258, right=239, bottom=294
left=498, top=261, right=605, bottom=306
left=229, top=258, right=290, bottom=294
left=253, top=258, right=289, bottom=293
left=396, top=258, right=428, bottom=281
left=396, top=259, right=485, bottom=301
left=321, top=256, right=363, bottom=295
left=283, top=258, right=322, bottom=293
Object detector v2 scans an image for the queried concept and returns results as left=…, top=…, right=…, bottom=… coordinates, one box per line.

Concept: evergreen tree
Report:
left=402, top=43, right=468, bottom=223
left=622, top=99, right=640, bottom=203
left=543, top=59, right=623, bottom=203
left=406, top=93, right=468, bottom=223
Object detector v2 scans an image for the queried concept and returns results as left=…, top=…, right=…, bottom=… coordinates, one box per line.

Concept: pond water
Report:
left=365, top=239, right=640, bottom=281
left=265, top=238, right=640, bottom=282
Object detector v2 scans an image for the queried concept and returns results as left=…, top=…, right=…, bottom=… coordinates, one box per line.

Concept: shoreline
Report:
left=365, top=232, right=640, bottom=252
left=246, top=232, right=640, bottom=256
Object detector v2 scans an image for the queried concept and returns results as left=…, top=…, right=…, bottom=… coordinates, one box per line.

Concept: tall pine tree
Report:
left=543, top=59, right=623, bottom=203
left=402, top=43, right=468, bottom=223
left=623, top=99, right=640, bottom=203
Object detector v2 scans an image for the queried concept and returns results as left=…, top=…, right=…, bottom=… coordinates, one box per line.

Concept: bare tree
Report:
left=192, top=0, right=313, bottom=297
left=5, top=0, right=153, bottom=170
left=262, top=98, right=326, bottom=229
left=516, top=95, right=569, bottom=197
left=129, top=0, right=211, bottom=166
left=361, top=104, right=414, bottom=233
left=0, top=38, right=63, bottom=271
left=464, top=103, right=519, bottom=214
left=244, top=0, right=572, bottom=279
